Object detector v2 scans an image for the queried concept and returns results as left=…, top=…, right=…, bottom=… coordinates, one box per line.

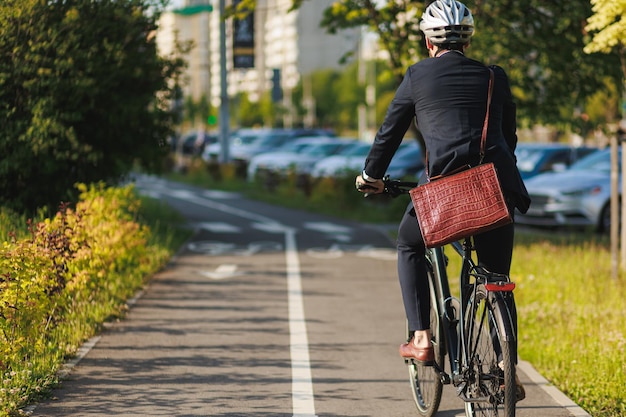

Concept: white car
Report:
left=202, top=128, right=335, bottom=163
left=202, top=128, right=269, bottom=162
left=310, top=142, right=371, bottom=178
left=247, top=137, right=354, bottom=180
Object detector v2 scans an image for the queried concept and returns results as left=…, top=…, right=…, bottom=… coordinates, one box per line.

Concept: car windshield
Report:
left=277, top=141, right=316, bottom=153
left=231, top=134, right=262, bottom=146
left=568, top=150, right=615, bottom=173
left=304, top=142, right=344, bottom=157
left=341, top=143, right=371, bottom=156
left=254, top=132, right=290, bottom=146
left=516, top=147, right=547, bottom=174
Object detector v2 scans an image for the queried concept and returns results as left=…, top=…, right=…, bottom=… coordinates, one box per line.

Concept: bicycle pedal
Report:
left=405, top=358, right=435, bottom=367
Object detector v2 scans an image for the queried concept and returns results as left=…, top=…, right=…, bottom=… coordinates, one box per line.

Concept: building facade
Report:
left=157, top=0, right=359, bottom=126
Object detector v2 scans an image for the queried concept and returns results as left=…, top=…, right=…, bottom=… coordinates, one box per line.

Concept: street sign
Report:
left=232, top=0, right=254, bottom=68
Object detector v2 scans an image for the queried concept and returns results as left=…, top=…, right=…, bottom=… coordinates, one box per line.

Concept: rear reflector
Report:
left=485, top=282, right=516, bottom=292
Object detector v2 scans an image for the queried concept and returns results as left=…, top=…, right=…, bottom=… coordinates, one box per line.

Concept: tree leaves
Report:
left=258, top=0, right=622, bottom=129
left=0, top=0, right=185, bottom=212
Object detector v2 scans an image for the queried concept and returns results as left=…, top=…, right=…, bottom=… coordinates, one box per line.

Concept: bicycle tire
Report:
left=407, top=266, right=444, bottom=416
left=463, top=285, right=516, bottom=417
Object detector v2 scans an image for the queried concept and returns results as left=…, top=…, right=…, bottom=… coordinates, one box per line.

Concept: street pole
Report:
left=218, top=0, right=230, bottom=163
left=611, top=135, right=618, bottom=279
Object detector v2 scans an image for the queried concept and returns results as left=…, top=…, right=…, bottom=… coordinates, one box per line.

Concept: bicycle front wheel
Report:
left=463, top=286, right=516, bottom=417
left=407, top=268, right=444, bottom=417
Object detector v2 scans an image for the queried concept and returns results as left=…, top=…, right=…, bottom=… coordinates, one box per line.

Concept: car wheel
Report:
left=598, top=199, right=621, bottom=234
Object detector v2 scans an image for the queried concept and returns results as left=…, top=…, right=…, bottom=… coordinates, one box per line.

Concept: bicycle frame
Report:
left=428, top=238, right=517, bottom=390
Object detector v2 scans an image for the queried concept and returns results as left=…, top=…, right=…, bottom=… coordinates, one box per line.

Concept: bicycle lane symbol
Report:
left=306, top=244, right=397, bottom=260
left=188, top=240, right=284, bottom=280
left=187, top=240, right=283, bottom=256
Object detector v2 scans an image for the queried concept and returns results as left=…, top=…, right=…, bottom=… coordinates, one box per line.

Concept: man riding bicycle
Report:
left=355, top=0, right=530, bottom=398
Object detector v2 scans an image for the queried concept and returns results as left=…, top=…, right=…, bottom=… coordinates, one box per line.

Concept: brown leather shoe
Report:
left=399, top=341, right=434, bottom=365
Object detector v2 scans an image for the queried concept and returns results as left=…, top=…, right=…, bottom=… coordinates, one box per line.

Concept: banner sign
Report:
left=232, top=0, right=254, bottom=68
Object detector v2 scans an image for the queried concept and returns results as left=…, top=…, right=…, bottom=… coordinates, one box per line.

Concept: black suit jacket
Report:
left=364, top=52, right=530, bottom=213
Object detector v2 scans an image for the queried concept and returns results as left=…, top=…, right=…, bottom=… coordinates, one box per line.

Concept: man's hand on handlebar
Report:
left=355, top=175, right=385, bottom=195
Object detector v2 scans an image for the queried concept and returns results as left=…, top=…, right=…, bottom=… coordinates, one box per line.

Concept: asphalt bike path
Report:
left=29, top=175, right=590, bottom=416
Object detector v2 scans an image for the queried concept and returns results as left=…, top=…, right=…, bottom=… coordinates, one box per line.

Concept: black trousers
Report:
left=396, top=202, right=516, bottom=332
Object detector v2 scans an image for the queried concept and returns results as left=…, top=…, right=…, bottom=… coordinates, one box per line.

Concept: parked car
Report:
left=311, top=140, right=424, bottom=179
left=246, top=137, right=353, bottom=181
left=515, top=148, right=617, bottom=232
left=201, top=128, right=274, bottom=162
left=202, top=128, right=335, bottom=163
left=310, top=142, right=372, bottom=178
left=173, top=130, right=218, bottom=156
left=233, top=128, right=334, bottom=164
left=515, top=143, right=599, bottom=180
left=385, top=141, right=424, bottom=179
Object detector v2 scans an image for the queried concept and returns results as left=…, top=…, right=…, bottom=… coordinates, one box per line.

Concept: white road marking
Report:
left=306, top=244, right=344, bottom=259
left=201, top=190, right=240, bottom=199
left=187, top=241, right=236, bottom=254
left=286, top=229, right=317, bottom=417
left=357, top=246, right=397, bottom=260
left=198, top=222, right=241, bottom=233
left=303, top=221, right=352, bottom=234
left=199, top=264, right=243, bottom=280
left=333, top=234, right=352, bottom=242
left=252, top=221, right=292, bottom=234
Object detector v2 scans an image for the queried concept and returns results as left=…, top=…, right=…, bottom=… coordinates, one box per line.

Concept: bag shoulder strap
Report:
left=479, top=68, right=495, bottom=164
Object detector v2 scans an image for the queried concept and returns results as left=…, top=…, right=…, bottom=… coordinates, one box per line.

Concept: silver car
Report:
left=516, top=148, right=618, bottom=232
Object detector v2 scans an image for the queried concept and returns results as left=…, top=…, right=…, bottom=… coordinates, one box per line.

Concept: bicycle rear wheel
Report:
left=463, top=286, right=516, bottom=417
left=407, top=269, right=444, bottom=416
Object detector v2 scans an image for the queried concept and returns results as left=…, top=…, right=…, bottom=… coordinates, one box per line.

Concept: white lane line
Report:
left=166, top=191, right=279, bottom=225
left=167, top=189, right=317, bottom=416
left=285, top=229, right=317, bottom=417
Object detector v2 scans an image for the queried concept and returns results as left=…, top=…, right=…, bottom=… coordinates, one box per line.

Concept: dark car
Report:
left=515, top=143, right=599, bottom=180
left=173, top=130, right=218, bottom=156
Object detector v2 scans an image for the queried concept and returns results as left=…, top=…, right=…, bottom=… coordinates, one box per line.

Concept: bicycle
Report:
left=362, top=178, right=519, bottom=417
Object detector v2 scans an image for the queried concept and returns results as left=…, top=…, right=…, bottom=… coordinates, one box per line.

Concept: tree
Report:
left=234, top=0, right=622, bottom=132
left=584, top=0, right=626, bottom=277
left=584, top=0, right=626, bottom=118
left=0, top=0, right=187, bottom=212
left=469, top=0, right=622, bottom=128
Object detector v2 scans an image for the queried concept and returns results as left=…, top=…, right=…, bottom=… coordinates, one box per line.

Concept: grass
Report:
left=512, top=233, right=626, bottom=416
left=166, top=163, right=626, bottom=417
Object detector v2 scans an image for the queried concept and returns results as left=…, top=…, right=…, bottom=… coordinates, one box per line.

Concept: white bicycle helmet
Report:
left=420, top=0, right=474, bottom=45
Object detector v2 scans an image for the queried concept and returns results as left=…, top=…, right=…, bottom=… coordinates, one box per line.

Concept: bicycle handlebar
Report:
left=357, top=177, right=419, bottom=197
left=381, top=178, right=419, bottom=197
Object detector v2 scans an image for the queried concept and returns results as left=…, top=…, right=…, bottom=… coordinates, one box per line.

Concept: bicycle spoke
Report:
left=463, top=287, right=515, bottom=417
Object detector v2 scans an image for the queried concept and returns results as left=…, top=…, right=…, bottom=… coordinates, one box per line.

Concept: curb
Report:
left=518, top=360, right=591, bottom=417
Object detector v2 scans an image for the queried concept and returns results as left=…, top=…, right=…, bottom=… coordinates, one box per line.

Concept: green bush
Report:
left=0, top=183, right=186, bottom=415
